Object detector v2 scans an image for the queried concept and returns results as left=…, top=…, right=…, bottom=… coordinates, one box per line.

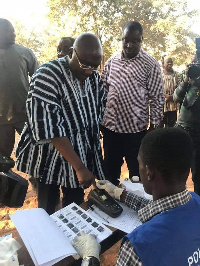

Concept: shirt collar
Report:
left=116, top=49, right=144, bottom=61
left=138, top=190, right=192, bottom=223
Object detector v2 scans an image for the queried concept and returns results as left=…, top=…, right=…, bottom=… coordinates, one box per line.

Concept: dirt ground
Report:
left=0, top=134, right=194, bottom=265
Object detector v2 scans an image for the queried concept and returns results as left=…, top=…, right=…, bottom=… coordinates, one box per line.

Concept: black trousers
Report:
left=160, top=111, right=177, bottom=128
left=0, top=121, right=24, bottom=157
left=176, top=125, right=200, bottom=195
left=103, top=128, right=146, bottom=185
left=36, top=179, right=84, bottom=215
left=190, top=131, right=200, bottom=195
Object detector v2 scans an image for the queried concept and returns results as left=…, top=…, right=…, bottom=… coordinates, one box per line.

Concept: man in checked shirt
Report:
left=101, top=21, right=165, bottom=185
left=72, top=128, right=200, bottom=266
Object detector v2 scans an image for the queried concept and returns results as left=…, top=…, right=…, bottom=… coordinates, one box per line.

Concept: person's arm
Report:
left=27, top=65, right=95, bottom=188
left=51, top=137, right=95, bottom=187
left=147, top=62, right=165, bottom=128
left=173, top=66, right=190, bottom=103
left=116, top=239, right=142, bottom=266
left=173, top=81, right=189, bottom=103
left=71, top=181, right=148, bottom=266
left=27, top=49, right=39, bottom=77
left=72, top=235, right=143, bottom=266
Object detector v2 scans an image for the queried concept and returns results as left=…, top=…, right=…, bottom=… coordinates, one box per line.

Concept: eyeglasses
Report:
left=74, top=49, right=101, bottom=72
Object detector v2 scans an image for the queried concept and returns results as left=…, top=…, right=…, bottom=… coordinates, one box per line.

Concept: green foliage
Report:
left=46, top=0, right=199, bottom=66
left=14, top=20, right=44, bottom=63
left=13, top=0, right=200, bottom=68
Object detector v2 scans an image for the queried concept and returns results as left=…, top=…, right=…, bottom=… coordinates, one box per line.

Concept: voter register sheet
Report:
left=10, top=203, right=112, bottom=266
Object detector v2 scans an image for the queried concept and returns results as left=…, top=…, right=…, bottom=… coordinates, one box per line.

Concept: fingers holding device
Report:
left=96, top=180, right=123, bottom=200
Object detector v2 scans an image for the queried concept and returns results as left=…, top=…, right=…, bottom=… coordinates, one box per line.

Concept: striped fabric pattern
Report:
left=162, top=70, right=180, bottom=112
left=16, top=57, right=106, bottom=188
left=101, top=49, right=165, bottom=133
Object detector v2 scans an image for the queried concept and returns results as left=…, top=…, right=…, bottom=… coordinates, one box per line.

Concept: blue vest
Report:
left=124, top=192, right=200, bottom=266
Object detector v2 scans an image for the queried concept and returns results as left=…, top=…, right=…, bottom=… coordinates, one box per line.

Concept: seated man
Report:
left=71, top=127, right=200, bottom=266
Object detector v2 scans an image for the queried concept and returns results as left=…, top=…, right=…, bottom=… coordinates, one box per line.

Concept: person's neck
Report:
left=122, top=51, right=139, bottom=60
left=164, top=68, right=173, bottom=75
left=152, top=183, right=186, bottom=201
left=0, top=43, right=14, bottom=49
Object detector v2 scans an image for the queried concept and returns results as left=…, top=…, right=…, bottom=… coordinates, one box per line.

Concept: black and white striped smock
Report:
left=16, top=57, right=106, bottom=188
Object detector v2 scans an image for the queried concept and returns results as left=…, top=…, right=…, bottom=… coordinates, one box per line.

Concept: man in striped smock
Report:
left=101, top=21, right=165, bottom=185
left=160, top=57, right=180, bottom=127
left=16, top=33, right=106, bottom=214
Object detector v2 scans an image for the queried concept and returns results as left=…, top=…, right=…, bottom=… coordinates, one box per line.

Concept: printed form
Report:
left=10, top=203, right=112, bottom=266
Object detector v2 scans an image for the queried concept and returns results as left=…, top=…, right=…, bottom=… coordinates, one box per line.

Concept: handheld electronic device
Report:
left=88, top=189, right=123, bottom=218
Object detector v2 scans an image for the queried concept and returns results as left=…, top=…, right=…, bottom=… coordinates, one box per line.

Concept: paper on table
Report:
left=87, top=202, right=142, bottom=233
left=51, top=203, right=112, bottom=243
left=10, top=208, right=77, bottom=266
left=118, top=179, right=153, bottom=200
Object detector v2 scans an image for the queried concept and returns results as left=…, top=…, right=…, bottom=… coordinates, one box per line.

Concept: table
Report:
left=17, top=202, right=126, bottom=265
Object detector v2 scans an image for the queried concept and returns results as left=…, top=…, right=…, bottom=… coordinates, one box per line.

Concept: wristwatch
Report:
left=152, top=124, right=160, bottom=129
left=82, top=256, right=100, bottom=266
left=149, top=124, right=160, bottom=130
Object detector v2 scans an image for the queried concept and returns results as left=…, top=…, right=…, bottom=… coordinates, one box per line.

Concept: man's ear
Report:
left=68, top=47, right=73, bottom=59
left=146, top=165, right=153, bottom=181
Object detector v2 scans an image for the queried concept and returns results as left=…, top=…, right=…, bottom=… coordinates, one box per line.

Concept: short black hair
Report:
left=122, top=21, right=143, bottom=35
left=59, top=37, right=75, bottom=46
left=139, top=128, right=193, bottom=181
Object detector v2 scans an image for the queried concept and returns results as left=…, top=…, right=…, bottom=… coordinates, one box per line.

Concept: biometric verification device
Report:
left=88, top=189, right=123, bottom=218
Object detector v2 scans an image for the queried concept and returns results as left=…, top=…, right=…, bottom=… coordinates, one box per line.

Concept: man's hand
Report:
left=76, top=167, right=96, bottom=189
left=71, top=232, right=100, bottom=260
left=96, top=180, right=123, bottom=200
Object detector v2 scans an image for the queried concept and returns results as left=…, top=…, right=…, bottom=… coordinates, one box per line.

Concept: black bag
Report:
left=0, top=170, right=28, bottom=207
left=0, top=154, right=15, bottom=172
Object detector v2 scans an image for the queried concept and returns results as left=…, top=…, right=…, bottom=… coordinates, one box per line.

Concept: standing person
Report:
left=72, top=128, right=200, bottom=266
left=173, top=64, right=200, bottom=195
left=57, top=37, right=75, bottom=58
left=0, top=18, right=38, bottom=158
left=16, top=33, right=106, bottom=215
left=29, top=37, right=76, bottom=193
left=101, top=21, right=164, bottom=185
left=160, top=57, right=180, bottom=127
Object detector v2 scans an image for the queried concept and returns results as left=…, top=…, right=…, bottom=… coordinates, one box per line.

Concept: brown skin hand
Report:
left=51, top=132, right=95, bottom=189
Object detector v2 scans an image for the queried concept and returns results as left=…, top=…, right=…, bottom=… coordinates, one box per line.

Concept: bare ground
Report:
left=0, top=134, right=194, bottom=265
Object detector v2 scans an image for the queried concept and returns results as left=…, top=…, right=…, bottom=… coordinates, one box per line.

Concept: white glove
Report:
left=71, top=232, right=100, bottom=260
left=96, top=180, right=123, bottom=200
